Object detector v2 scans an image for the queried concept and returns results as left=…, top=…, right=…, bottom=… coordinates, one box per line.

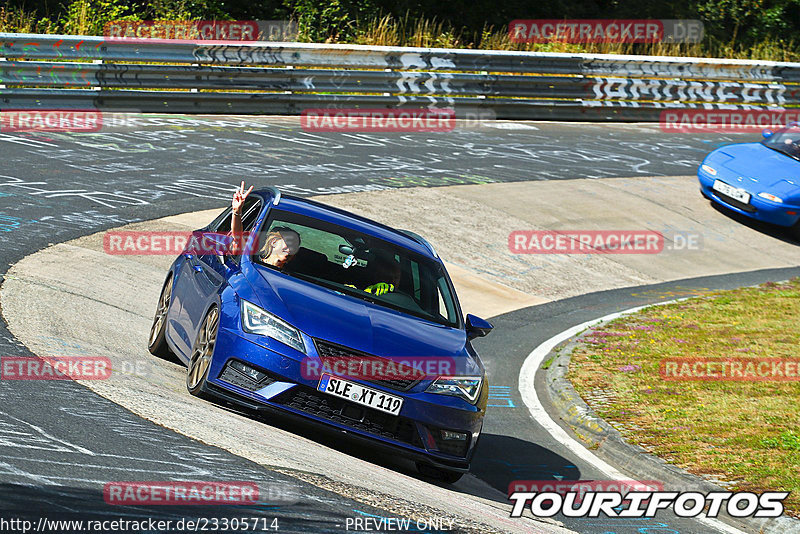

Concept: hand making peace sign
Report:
left=232, top=180, right=254, bottom=214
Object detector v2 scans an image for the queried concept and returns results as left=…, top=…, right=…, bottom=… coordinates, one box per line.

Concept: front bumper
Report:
left=698, top=171, right=800, bottom=227
left=204, top=328, right=486, bottom=470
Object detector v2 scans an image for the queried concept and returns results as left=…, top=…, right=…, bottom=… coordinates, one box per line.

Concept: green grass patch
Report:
left=568, top=278, right=800, bottom=517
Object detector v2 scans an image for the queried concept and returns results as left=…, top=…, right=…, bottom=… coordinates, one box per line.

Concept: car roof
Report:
left=252, top=189, right=439, bottom=260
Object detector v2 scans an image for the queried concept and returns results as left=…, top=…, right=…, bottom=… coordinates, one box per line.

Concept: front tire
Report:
left=186, top=306, right=219, bottom=399
left=148, top=275, right=175, bottom=359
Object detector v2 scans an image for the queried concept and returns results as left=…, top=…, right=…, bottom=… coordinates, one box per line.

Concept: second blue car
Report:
left=698, top=122, right=800, bottom=237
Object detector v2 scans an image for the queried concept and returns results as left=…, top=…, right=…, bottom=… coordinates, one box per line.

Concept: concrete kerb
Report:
left=541, top=305, right=800, bottom=534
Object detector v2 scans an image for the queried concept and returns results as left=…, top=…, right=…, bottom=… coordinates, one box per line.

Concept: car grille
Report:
left=218, top=360, right=277, bottom=392
left=313, top=339, right=423, bottom=392
left=273, top=386, right=423, bottom=448
left=715, top=191, right=757, bottom=213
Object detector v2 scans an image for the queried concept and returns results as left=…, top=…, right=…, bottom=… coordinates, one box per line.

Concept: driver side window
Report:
left=210, top=198, right=261, bottom=234
left=210, top=198, right=262, bottom=261
left=239, top=198, right=262, bottom=233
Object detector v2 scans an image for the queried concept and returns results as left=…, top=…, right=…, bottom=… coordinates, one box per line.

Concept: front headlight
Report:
left=758, top=192, right=783, bottom=203
left=700, top=164, right=717, bottom=176
left=241, top=299, right=306, bottom=354
left=426, top=376, right=483, bottom=403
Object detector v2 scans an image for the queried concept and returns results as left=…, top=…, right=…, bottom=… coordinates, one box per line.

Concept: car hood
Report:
left=712, top=143, right=800, bottom=193
left=244, top=263, right=474, bottom=364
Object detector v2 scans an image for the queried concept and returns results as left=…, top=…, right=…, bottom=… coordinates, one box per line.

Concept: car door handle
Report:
left=192, top=264, right=204, bottom=273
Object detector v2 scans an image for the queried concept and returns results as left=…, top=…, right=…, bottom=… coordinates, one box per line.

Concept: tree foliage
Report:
left=4, top=0, right=799, bottom=52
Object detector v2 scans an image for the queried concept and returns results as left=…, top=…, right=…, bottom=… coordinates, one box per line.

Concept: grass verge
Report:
left=568, top=278, right=800, bottom=517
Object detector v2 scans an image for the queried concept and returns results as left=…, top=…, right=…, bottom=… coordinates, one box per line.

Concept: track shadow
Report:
left=706, top=197, right=800, bottom=246
left=470, top=433, right=581, bottom=496
left=205, top=389, right=585, bottom=506
left=203, top=393, right=572, bottom=501
left=207, top=393, right=433, bottom=481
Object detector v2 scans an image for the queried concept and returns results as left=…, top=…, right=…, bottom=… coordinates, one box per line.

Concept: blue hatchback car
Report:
left=698, top=122, right=800, bottom=236
left=148, top=188, right=493, bottom=482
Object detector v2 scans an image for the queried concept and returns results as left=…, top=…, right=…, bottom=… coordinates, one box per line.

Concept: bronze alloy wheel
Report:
left=187, top=306, right=218, bottom=397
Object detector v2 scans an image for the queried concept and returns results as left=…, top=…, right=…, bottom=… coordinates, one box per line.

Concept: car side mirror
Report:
left=762, top=129, right=774, bottom=139
left=466, top=314, right=493, bottom=340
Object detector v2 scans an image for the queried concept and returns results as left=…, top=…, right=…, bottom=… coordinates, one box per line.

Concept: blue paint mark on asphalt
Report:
left=0, top=214, right=21, bottom=231
left=488, top=385, right=515, bottom=407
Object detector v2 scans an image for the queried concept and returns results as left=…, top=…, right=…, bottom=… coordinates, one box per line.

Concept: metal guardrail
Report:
left=1, top=32, right=799, bottom=120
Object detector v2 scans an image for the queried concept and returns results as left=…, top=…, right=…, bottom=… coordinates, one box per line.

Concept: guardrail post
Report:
left=191, top=63, right=199, bottom=93
left=91, top=59, right=102, bottom=91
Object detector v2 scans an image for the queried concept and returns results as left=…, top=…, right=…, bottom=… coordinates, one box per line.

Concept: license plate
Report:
left=713, top=180, right=750, bottom=204
left=317, top=374, right=403, bottom=416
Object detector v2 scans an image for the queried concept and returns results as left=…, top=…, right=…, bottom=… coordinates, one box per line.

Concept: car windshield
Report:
left=252, top=209, right=460, bottom=328
left=762, top=124, right=800, bottom=161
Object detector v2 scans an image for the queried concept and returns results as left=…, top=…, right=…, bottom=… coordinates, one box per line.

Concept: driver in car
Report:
left=228, top=181, right=300, bottom=268
left=348, top=253, right=402, bottom=296
left=783, top=135, right=800, bottom=156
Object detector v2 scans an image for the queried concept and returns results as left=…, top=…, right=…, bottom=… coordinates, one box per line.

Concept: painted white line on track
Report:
left=517, top=300, right=749, bottom=534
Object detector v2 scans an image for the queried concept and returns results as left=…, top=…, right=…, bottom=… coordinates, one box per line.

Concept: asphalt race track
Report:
left=0, top=116, right=795, bottom=533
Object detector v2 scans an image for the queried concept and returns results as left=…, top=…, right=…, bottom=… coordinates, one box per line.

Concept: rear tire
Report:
left=186, top=306, right=219, bottom=400
left=415, top=462, right=464, bottom=484
left=148, top=275, right=175, bottom=359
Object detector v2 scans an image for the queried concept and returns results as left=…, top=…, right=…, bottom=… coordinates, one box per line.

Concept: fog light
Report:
left=441, top=430, right=468, bottom=441
left=230, top=360, right=266, bottom=381
left=787, top=211, right=798, bottom=215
